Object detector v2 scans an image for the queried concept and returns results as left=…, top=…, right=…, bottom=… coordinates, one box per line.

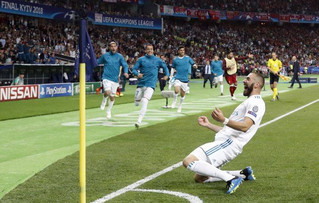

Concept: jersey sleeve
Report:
left=189, top=57, right=195, bottom=65
left=210, top=62, right=215, bottom=74
left=97, top=55, right=105, bottom=64
left=244, top=98, right=265, bottom=124
left=267, top=59, right=270, bottom=68
left=132, top=58, right=141, bottom=76
left=120, top=55, right=129, bottom=74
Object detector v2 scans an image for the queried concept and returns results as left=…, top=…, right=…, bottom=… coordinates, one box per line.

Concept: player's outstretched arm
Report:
left=212, top=108, right=254, bottom=132
left=198, top=116, right=223, bottom=133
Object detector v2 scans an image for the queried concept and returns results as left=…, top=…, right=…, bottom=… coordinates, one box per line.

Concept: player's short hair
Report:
left=178, top=46, right=185, bottom=51
left=145, top=43, right=153, bottom=49
left=252, top=69, right=265, bottom=89
left=108, top=41, right=117, bottom=46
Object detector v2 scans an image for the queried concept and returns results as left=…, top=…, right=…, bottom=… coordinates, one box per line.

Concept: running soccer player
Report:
left=267, top=52, right=282, bottom=101
left=211, top=54, right=224, bottom=95
left=98, top=42, right=129, bottom=119
left=132, top=44, right=169, bottom=129
left=171, top=46, right=197, bottom=113
left=183, top=71, right=265, bottom=194
left=223, top=51, right=253, bottom=100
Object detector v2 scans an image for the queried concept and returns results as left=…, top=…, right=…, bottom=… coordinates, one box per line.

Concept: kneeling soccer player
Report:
left=183, top=71, right=265, bottom=194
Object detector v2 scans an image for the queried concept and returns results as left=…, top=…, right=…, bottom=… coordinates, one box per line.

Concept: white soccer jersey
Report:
left=215, top=95, right=265, bottom=153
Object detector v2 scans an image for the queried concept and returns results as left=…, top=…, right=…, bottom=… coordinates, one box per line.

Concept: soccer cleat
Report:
left=135, top=122, right=141, bottom=129
left=215, top=83, right=218, bottom=88
left=288, top=86, right=293, bottom=88
left=106, top=111, right=111, bottom=119
left=231, top=96, right=237, bottom=101
left=177, top=106, right=182, bottom=113
left=171, top=101, right=176, bottom=108
left=221, top=93, right=224, bottom=96
left=120, top=93, right=124, bottom=97
left=271, top=98, right=276, bottom=102
left=100, top=98, right=107, bottom=110
left=276, top=93, right=280, bottom=101
left=226, top=177, right=243, bottom=194
left=241, top=166, right=256, bottom=181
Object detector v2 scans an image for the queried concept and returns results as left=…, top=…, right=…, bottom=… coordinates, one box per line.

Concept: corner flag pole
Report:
left=79, top=19, right=86, bottom=203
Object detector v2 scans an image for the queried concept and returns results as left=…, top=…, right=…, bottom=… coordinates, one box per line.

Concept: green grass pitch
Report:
left=1, top=77, right=319, bottom=202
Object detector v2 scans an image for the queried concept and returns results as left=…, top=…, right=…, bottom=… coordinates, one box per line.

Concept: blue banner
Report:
left=74, top=19, right=98, bottom=82
left=0, top=64, right=13, bottom=70
left=0, top=0, right=75, bottom=21
left=39, top=83, right=73, bottom=98
left=88, top=12, right=162, bottom=30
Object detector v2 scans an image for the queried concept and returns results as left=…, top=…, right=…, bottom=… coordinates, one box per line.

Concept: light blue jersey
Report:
left=98, top=51, right=128, bottom=83
left=172, top=56, right=195, bottom=82
left=132, top=54, right=169, bottom=89
left=211, top=60, right=224, bottom=77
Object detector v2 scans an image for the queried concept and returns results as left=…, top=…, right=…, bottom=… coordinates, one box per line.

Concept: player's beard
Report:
left=243, top=83, right=254, bottom=97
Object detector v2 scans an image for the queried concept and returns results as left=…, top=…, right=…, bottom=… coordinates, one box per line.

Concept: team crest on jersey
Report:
left=252, top=106, right=258, bottom=112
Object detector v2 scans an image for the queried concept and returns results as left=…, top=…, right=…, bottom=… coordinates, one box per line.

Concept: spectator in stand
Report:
left=12, top=72, right=24, bottom=85
left=47, top=53, right=56, bottom=64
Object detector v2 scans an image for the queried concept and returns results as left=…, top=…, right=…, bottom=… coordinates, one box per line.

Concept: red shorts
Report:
left=225, top=74, right=237, bottom=85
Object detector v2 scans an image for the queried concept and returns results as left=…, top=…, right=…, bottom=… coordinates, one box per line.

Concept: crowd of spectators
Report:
left=153, top=0, right=319, bottom=15
left=0, top=13, right=318, bottom=70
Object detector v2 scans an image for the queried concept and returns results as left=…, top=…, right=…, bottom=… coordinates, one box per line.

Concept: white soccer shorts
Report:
left=135, top=87, right=154, bottom=102
left=189, top=139, right=239, bottom=168
left=214, top=75, right=223, bottom=83
left=174, top=79, right=189, bottom=92
left=102, top=79, right=119, bottom=97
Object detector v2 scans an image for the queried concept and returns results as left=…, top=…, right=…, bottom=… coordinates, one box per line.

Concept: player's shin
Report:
left=187, top=161, right=234, bottom=182
left=138, top=98, right=148, bottom=123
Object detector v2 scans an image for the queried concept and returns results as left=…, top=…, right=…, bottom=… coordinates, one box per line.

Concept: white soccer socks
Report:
left=106, top=100, right=114, bottom=119
left=220, top=84, right=224, bottom=95
left=226, top=170, right=245, bottom=178
left=100, top=96, right=108, bottom=110
left=187, top=161, right=234, bottom=182
left=137, top=98, right=149, bottom=124
left=177, top=96, right=185, bottom=113
left=171, top=93, right=178, bottom=108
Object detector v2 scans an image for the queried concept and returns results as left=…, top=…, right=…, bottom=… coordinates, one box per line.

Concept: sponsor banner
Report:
left=0, top=0, right=74, bottom=21
left=279, top=14, right=290, bottom=22
left=289, top=14, right=300, bottom=23
left=39, top=83, right=73, bottom=98
left=209, top=10, right=220, bottom=20
left=197, top=10, right=208, bottom=20
left=73, top=82, right=101, bottom=95
left=187, top=8, right=198, bottom=18
left=255, top=13, right=269, bottom=21
left=0, top=85, right=38, bottom=102
left=173, top=6, right=187, bottom=17
left=89, top=12, right=162, bottom=30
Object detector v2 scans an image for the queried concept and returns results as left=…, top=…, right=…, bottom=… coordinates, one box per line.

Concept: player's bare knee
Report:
left=183, top=155, right=198, bottom=168
left=182, top=157, right=190, bottom=168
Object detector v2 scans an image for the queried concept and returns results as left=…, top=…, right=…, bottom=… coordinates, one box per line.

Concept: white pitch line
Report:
left=91, top=162, right=183, bottom=203
left=131, top=189, right=203, bottom=203
left=92, top=98, right=319, bottom=203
